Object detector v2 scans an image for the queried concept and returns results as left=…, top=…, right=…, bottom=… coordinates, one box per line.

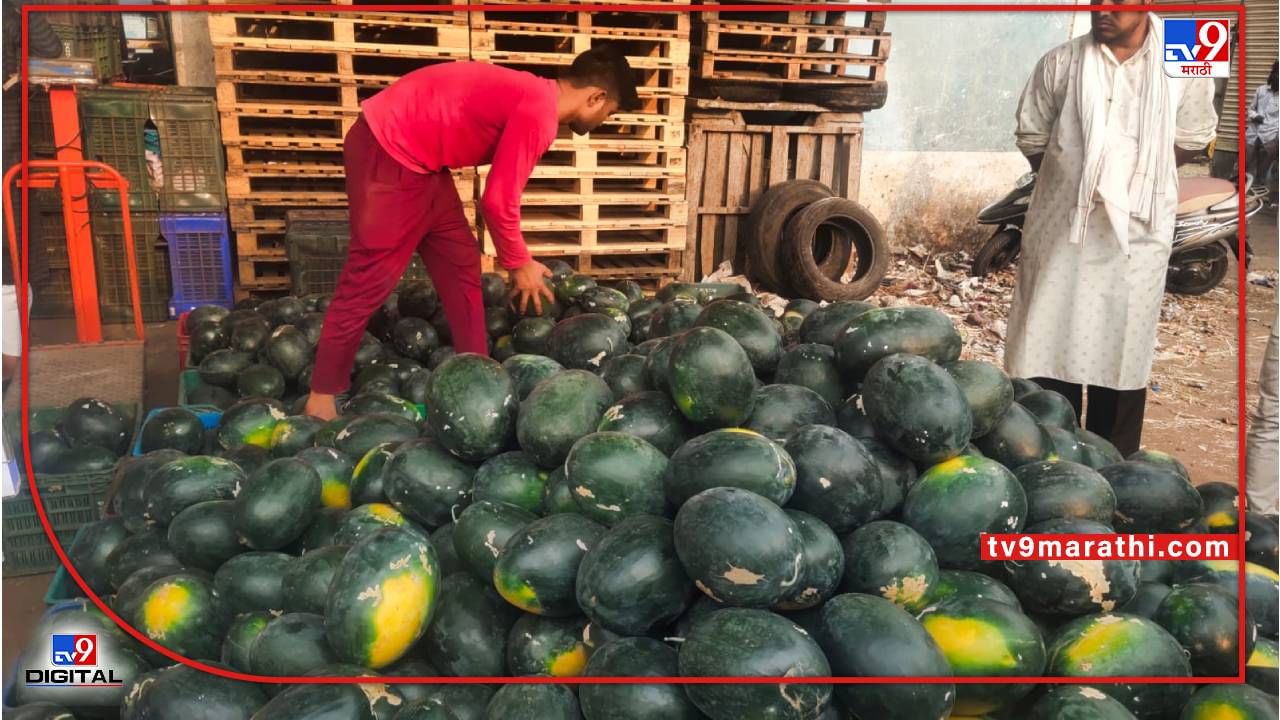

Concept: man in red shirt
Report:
left=305, top=48, right=638, bottom=420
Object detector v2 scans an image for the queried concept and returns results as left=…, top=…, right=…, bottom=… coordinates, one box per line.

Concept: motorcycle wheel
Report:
left=1166, top=245, right=1230, bottom=295
left=971, top=228, right=1022, bottom=277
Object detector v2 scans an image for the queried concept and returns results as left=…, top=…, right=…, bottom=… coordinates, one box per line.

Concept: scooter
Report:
left=970, top=172, right=1268, bottom=295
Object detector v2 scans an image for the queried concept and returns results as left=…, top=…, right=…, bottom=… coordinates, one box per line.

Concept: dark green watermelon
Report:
left=775, top=510, right=844, bottom=611
left=972, top=402, right=1051, bottom=469
left=1118, top=581, right=1173, bottom=619
left=383, top=439, right=476, bottom=528
left=269, top=415, right=325, bottom=458
left=61, top=397, right=130, bottom=455
left=47, top=444, right=116, bottom=473
left=917, top=595, right=1043, bottom=714
left=1075, top=428, right=1124, bottom=468
left=1011, top=377, right=1041, bottom=400
left=785, top=424, right=882, bottom=533
left=647, top=297, right=702, bottom=338
left=512, top=317, right=556, bottom=356
left=391, top=317, right=440, bottom=362
left=1098, top=461, right=1203, bottom=533
left=1153, top=581, right=1254, bottom=676
left=834, top=306, right=962, bottom=383
left=398, top=282, right=440, bottom=320
left=1004, top=518, right=1139, bottom=616
left=482, top=684, right=580, bottom=720
left=325, top=526, right=440, bottom=669
left=943, top=360, right=1015, bottom=439
left=840, top=520, right=939, bottom=612
left=294, top=506, right=348, bottom=554
left=336, top=413, right=419, bottom=459
left=281, top=544, right=350, bottom=615
left=332, top=502, right=423, bottom=546
left=139, top=407, right=205, bottom=454
left=473, top=451, right=548, bottom=513
left=693, top=299, right=784, bottom=376
left=504, top=613, right=589, bottom=677
left=355, top=364, right=399, bottom=396
left=427, top=345, right=456, bottom=370
left=744, top=385, right=835, bottom=442
left=1027, top=683, right=1140, bottom=719
left=576, top=514, right=692, bottom=636
left=668, top=327, right=756, bottom=428
left=546, top=313, right=630, bottom=371
left=861, top=354, right=972, bottom=464
left=541, top=467, right=576, bottom=515
left=229, top=314, right=272, bottom=355
left=641, top=335, right=677, bottom=393
left=1246, top=636, right=1278, bottom=695
left=199, top=349, right=254, bottom=389
left=237, top=363, right=286, bottom=399
left=67, top=516, right=131, bottom=594
left=927, top=569, right=1020, bottom=608
left=1014, top=459, right=1116, bottom=526
left=565, top=431, right=667, bottom=525
left=343, top=392, right=423, bottom=422
left=502, top=354, right=563, bottom=401
left=120, top=661, right=267, bottom=718
left=1246, top=512, right=1279, bottom=571
left=452, top=500, right=538, bottom=584
left=1019, top=389, right=1078, bottom=430
left=166, top=500, right=244, bottom=571
left=1179, top=685, right=1276, bottom=720
left=422, top=572, right=520, bottom=677
left=350, top=443, right=396, bottom=506
left=580, top=637, right=704, bottom=720
left=223, top=442, right=272, bottom=475
left=517, top=369, right=614, bottom=469
left=218, top=398, right=287, bottom=450
left=665, top=428, right=796, bottom=507
left=24, top=428, right=68, bottom=474
left=262, top=325, right=312, bottom=380
left=259, top=296, right=306, bottom=327
left=798, top=301, right=874, bottom=346
left=600, top=353, right=648, bottom=399
left=773, top=343, right=844, bottom=409
left=580, top=285, right=630, bottom=315
left=248, top=612, right=340, bottom=677
left=596, top=390, right=691, bottom=456
left=6, top=703, right=77, bottom=720
left=493, top=512, right=606, bottom=616
left=214, top=550, right=292, bottom=614
left=131, top=571, right=230, bottom=660
left=426, top=354, right=516, bottom=462
left=220, top=610, right=272, bottom=673
left=1171, top=560, right=1278, bottom=639
left=141, top=454, right=244, bottom=526
left=296, top=446, right=357, bottom=510
left=187, top=382, right=237, bottom=410
left=245, top=684, right=376, bottom=720
left=1197, top=481, right=1239, bottom=534
left=673, top=487, right=803, bottom=607
left=835, top=394, right=876, bottom=439
left=903, top=455, right=1025, bottom=569
left=112, top=564, right=185, bottom=623
left=106, top=528, right=181, bottom=590
left=1045, top=425, right=1087, bottom=463
left=234, top=458, right=321, bottom=550
left=555, top=274, right=596, bottom=306
left=780, top=299, right=819, bottom=342
left=1127, top=448, right=1191, bottom=481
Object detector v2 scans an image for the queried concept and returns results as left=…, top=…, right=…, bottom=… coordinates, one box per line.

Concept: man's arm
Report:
left=1015, top=53, right=1061, bottom=165
left=481, top=110, right=554, bottom=272
left=1174, top=77, right=1218, bottom=161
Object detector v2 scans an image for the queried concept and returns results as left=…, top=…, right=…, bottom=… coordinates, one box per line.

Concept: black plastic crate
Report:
left=51, top=23, right=123, bottom=81
left=78, top=87, right=158, bottom=213
left=27, top=89, right=55, bottom=159
left=89, top=210, right=171, bottom=323
left=151, top=91, right=227, bottom=212
left=285, top=210, right=425, bottom=295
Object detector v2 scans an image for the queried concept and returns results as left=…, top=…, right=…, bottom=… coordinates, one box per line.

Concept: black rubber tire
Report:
left=783, top=197, right=889, bottom=301
left=971, top=228, right=1022, bottom=277
left=1166, top=245, right=1230, bottom=295
left=786, top=82, right=890, bottom=112
left=745, top=180, right=834, bottom=293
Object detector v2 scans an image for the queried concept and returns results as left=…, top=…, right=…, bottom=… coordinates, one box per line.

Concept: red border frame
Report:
left=15, top=2, right=1252, bottom=688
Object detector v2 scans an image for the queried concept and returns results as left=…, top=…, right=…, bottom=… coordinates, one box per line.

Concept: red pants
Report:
left=311, top=116, right=487, bottom=395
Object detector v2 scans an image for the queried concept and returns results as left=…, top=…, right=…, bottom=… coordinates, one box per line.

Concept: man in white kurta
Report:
left=1005, top=3, right=1217, bottom=456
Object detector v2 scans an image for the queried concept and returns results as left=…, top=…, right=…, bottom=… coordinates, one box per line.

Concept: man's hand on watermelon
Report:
left=510, top=259, right=555, bottom=315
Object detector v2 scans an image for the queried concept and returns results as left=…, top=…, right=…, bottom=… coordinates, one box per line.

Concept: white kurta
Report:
left=1005, top=22, right=1217, bottom=390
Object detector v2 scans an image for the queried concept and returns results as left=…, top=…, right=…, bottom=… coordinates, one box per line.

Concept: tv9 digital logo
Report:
left=51, top=634, right=97, bottom=666
left=1164, top=18, right=1231, bottom=78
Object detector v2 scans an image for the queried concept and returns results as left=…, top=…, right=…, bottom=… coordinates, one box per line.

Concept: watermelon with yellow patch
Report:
left=350, top=442, right=396, bottom=506
left=492, top=513, right=606, bottom=617
left=332, top=503, right=425, bottom=546
left=902, top=455, right=1026, bottom=570
left=297, top=446, right=356, bottom=510
left=505, top=614, right=590, bottom=677
left=1172, top=559, right=1279, bottom=639
left=1045, top=613, right=1192, bottom=719
left=1027, top=686, right=1138, bottom=720
left=840, top=520, right=939, bottom=613
left=217, top=397, right=287, bottom=451
left=1246, top=636, right=1278, bottom=695
left=269, top=415, right=325, bottom=458
left=324, top=526, right=441, bottom=669
left=1196, top=481, right=1239, bottom=534
left=1153, top=582, right=1255, bottom=677
left=1178, top=685, right=1278, bottom=720
left=917, top=596, right=1045, bottom=714
left=131, top=571, right=230, bottom=661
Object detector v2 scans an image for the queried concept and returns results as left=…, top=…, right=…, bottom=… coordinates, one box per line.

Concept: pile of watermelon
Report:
left=16, top=399, right=135, bottom=476
left=8, top=266, right=1279, bottom=720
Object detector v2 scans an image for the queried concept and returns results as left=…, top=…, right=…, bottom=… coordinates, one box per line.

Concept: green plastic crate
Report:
left=78, top=87, right=159, bottom=213
left=89, top=210, right=172, bottom=323
left=285, top=210, right=427, bottom=295
left=150, top=92, right=227, bottom=212
left=2, top=404, right=139, bottom=577
left=51, top=23, right=123, bottom=81
left=43, top=526, right=86, bottom=605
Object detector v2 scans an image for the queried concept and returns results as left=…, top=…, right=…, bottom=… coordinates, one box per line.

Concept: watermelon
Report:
left=218, top=398, right=287, bottom=450
left=1011, top=377, right=1041, bottom=399
left=452, top=500, right=538, bottom=583
left=113, top=565, right=185, bottom=625
left=1246, top=512, right=1278, bottom=570
left=138, top=407, right=205, bottom=454
left=542, top=467, right=577, bottom=515
left=350, top=443, right=396, bottom=506
left=835, top=395, right=875, bottom=439
left=23, top=428, right=67, bottom=474
left=247, top=683, right=377, bottom=720
left=579, top=286, right=630, bottom=316
left=237, top=363, right=286, bottom=399
left=343, top=392, right=423, bottom=422
left=214, top=551, right=292, bottom=614
left=673, top=487, right=803, bottom=607
left=1197, top=481, right=1239, bottom=533
left=223, top=443, right=271, bottom=476
left=834, top=306, right=962, bottom=383
left=565, top=431, right=668, bottom=525
left=398, top=282, right=440, bottom=320
left=132, top=571, right=230, bottom=660
left=200, top=350, right=254, bottom=389
left=862, top=354, right=972, bottom=464
left=422, top=572, right=520, bottom=676
left=166, top=500, right=244, bottom=572
left=775, top=510, right=844, bottom=611
left=693, top=299, right=784, bottom=376
left=1179, top=685, right=1277, bottom=720
left=61, top=398, right=130, bottom=455
left=427, top=346, right=456, bottom=370
left=943, top=360, right=1015, bottom=439
left=1027, top=686, right=1140, bottom=720
left=355, top=364, right=399, bottom=396
left=1014, top=460, right=1116, bottom=526
left=473, top=451, right=548, bottom=512
left=1075, top=428, right=1124, bottom=468
left=120, top=662, right=269, bottom=719
left=1019, top=389, right=1078, bottom=429
left=66, top=517, right=131, bottom=594
left=248, top=612, right=340, bottom=677
left=394, top=699, right=457, bottom=720
left=228, top=317, right=270, bottom=355
left=814, top=593, right=954, bottom=720
left=504, top=614, right=589, bottom=677
left=325, top=527, right=440, bottom=669
left=972, top=402, right=1051, bottom=469
left=903, top=455, right=1025, bottom=570
left=1153, top=582, right=1254, bottom=676
left=1246, top=636, right=1278, bottom=695
left=575, top=514, right=692, bottom=636
left=798, top=301, right=874, bottom=346
left=296, top=446, right=356, bottom=510
left=512, top=317, right=556, bottom=356
left=1172, top=560, right=1278, bottom=638
left=234, top=458, right=321, bottom=550
left=187, top=382, right=237, bottom=410
left=427, top=354, right=517, bottom=462
left=336, top=413, right=420, bottom=459
left=492, top=513, right=605, bottom=616
left=546, top=313, right=630, bottom=370
left=743, top=385, right=835, bottom=442
left=189, top=303, right=230, bottom=328
left=391, top=317, right=440, bottom=362
left=293, top=506, right=346, bottom=554
left=333, top=503, right=423, bottom=546
left=260, top=296, right=305, bottom=327
left=502, top=354, right=564, bottom=401
left=861, top=437, right=917, bottom=518
left=383, top=439, right=476, bottom=528
left=773, top=343, right=844, bottom=409
left=665, top=428, right=796, bottom=508
left=262, top=325, right=312, bottom=379
left=599, top=354, right=647, bottom=399
left=221, top=611, right=272, bottom=673
left=1004, top=518, right=1139, bottom=616
left=679, top=608, right=832, bottom=719
left=482, top=684, right=580, bottom=720
left=555, top=274, right=596, bottom=305
left=1118, top=581, right=1173, bottom=619
left=667, top=327, right=756, bottom=428
left=106, top=528, right=181, bottom=590
left=1045, top=425, right=1088, bottom=463
left=268, top=415, right=324, bottom=457
left=580, top=637, right=704, bottom=720
left=927, top=570, right=1020, bottom=608
left=517, top=369, right=614, bottom=469
left=8, top=703, right=77, bottom=720
left=282, top=545, right=350, bottom=615
left=917, top=596, right=1044, bottom=714
left=840, top=520, right=939, bottom=612
left=45, top=444, right=116, bottom=473
left=785, top=424, right=882, bottom=533
left=648, top=297, right=703, bottom=338
left=779, top=299, right=819, bottom=342
left=1127, top=448, right=1190, bottom=480
left=597, top=391, right=691, bottom=456
left=1046, top=613, right=1193, bottom=719
left=1098, top=461, right=1203, bottom=533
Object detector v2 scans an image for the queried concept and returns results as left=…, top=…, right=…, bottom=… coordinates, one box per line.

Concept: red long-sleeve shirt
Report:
left=362, top=62, right=560, bottom=269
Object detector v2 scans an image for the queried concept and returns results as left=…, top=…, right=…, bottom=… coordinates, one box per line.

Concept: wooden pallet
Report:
left=701, top=7, right=887, bottom=32
left=212, top=44, right=459, bottom=91
left=481, top=197, right=687, bottom=254
left=470, top=7, right=688, bottom=36
left=238, top=255, right=292, bottom=290
left=696, top=23, right=890, bottom=84
left=209, top=10, right=469, bottom=56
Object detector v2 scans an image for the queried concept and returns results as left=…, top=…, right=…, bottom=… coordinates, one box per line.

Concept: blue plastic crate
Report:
left=160, top=212, right=233, bottom=317
left=130, top=405, right=222, bottom=456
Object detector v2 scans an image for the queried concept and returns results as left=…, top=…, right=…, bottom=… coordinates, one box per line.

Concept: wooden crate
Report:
left=684, top=103, right=864, bottom=282
left=696, top=17, right=890, bottom=84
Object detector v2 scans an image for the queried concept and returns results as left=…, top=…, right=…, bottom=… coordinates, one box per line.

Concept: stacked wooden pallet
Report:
left=208, top=1, right=477, bottom=291
left=471, top=1, right=690, bottom=285
left=692, top=3, right=890, bottom=110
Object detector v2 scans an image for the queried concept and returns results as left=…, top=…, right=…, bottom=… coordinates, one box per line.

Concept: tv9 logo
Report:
left=51, top=634, right=97, bottom=666
left=1164, top=18, right=1231, bottom=78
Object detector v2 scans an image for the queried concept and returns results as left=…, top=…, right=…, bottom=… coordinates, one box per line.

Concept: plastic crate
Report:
left=51, top=23, right=123, bottom=81
left=89, top=210, right=172, bottom=323
left=28, top=207, right=75, bottom=320
left=285, top=210, right=427, bottom=295
left=177, top=311, right=191, bottom=370
left=151, top=92, right=227, bottom=212
left=28, top=88, right=56, bottom=159
left=177, top=368, right=204, bottom=407
left=78, top=87, right=158, bottom=212
left=2, top=404, right=139, bottom=577
left=160, top=213, right=233, bottom=316
left=130, top=405, right=222, bottom=456
left=43, top=527, right=86, bottom=605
